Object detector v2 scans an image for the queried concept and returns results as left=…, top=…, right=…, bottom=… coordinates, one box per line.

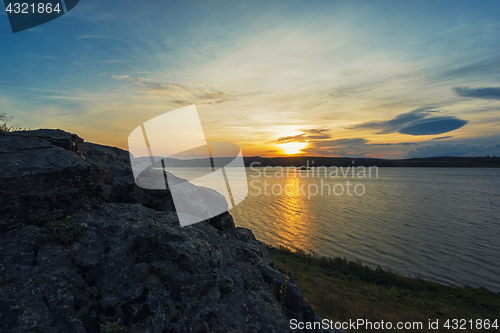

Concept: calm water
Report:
left=229, top=167, right=500, bottom=292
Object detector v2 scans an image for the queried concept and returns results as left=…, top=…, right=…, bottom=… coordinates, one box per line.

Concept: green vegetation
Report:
left=50, top=215, right=77, bottom=244
left=102, top=321, right=122, bottom=332
left=270, top=275, right=290, bottom=313
left=48, top=215, right=81, bottom=261
left=266, top=245, right=500, bottom=332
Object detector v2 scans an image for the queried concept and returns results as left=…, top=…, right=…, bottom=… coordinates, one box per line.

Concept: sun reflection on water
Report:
left=271, top=173, right=319, bottom=251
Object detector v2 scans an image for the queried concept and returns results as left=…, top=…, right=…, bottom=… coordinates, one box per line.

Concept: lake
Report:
left=229, top=167, right=500, bottom=292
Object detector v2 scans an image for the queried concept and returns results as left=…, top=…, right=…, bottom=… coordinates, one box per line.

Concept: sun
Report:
left=279, top=142, right=307, bottom=155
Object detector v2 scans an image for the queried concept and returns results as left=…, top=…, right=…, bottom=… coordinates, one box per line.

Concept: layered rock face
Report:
left=0, top=130, right=107, bottom=232
left=0, top=130, right=336, bottom=333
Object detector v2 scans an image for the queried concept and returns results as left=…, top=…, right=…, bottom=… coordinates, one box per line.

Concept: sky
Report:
left=1, top=0, right=500, bottom=158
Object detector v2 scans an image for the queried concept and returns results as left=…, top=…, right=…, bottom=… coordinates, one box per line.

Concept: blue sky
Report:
left=1, top=0, right=500, bottom=157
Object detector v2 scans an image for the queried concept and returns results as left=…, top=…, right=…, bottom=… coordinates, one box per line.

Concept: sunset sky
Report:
left=1, top=0, right=500, bottom=158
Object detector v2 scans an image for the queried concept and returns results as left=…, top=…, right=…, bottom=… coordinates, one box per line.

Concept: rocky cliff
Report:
left=0, top=129, right=336, bottom=333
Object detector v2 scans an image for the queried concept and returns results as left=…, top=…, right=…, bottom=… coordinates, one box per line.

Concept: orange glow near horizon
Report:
left=279, top=142, right=307, bottom=155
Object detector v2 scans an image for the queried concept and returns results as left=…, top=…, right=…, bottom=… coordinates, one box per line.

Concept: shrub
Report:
left=0, top=113, right=25, bottom=133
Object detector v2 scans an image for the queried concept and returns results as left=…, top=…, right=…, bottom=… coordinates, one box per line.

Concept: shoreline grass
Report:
left=265, top=245, right=500, bottom=332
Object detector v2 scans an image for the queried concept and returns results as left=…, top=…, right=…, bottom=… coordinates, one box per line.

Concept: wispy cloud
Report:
left=270, top=134, right=307, bottom=144
left=368, top=142, right=417, bottom=146
left=270, top=128, right=331, bottom=144
left=27, top=88, right=70, bottom=93
left=112, top=75, right=129, bottom=80
left=78, top=35, right=106, bottom=39
left=26, top=55, right=55, bottom=59
left=399, top=117, right=468, bottom=136
left=439, top=57, right=500, bottom=81
left=300, top=128, right=330, bottom=136
left=349, top=107, right=468, bottom=136
left=349, top=107, right=437, bottom=134
left=453, top=87, right=500, bottom=100
left=126, top=77, right=235, bottom=105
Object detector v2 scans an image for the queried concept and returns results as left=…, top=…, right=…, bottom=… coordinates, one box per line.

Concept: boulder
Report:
left=84, top=142, right=230, bottom=225
left=0, top=130, right=107, bottom=232
left=0, top=129, right=338, bottom=332
left=84, top=142, right=175, bottom=211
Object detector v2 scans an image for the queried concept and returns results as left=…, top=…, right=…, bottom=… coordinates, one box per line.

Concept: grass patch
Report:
left=0, top=113, right=28, bottom=133
left=51, top=215, right=77, bottom=244
left=266, top=245, right=500, bottom=332
left=101, top=321, right=122, bottom=332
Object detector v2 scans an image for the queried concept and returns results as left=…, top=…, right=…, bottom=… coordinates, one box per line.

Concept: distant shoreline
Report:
left=132, top=155, right=500, bottom=168
left=242, top=156, right=500, bottom=168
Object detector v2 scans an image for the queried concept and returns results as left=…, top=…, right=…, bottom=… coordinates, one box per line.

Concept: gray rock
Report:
left=0, top=130, right=107, bottom=232
left=84, top=142, right=174, bottom=209
left=84, top=142, right=229, bottom=223
left=0, top=204, right=334, bottom=332
left=0, top=129, right=338, bottom=332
